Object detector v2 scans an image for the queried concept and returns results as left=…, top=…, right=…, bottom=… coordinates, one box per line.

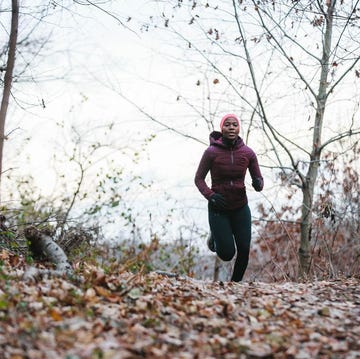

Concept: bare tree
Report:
left=232, top=0, right=360, bottom=277
left=0, top=0, right=19, bottom=203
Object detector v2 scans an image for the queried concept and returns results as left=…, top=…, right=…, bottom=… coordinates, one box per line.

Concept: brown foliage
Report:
left=0, top=251, right=359, bottom=358
left=250, top=148, right=360, bottom=282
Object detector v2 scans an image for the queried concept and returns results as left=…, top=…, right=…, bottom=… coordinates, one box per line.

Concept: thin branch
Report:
left=327, top=56, right=360, bottom=98
left=171, top=18, right=298, bottom=158
left=59, top=159, right=85, bottom=240
left=252, top=1, right=317, bottom=100
left=116, top=71, right=214, bottom=133
left=232, top=0, right=306, bottom=185
left=320, top=129, right=360, bottom=151
left=331, top=0, right=360, bottom=60
left=265, top=2, right=322, bottom=64
left=73, top=0, right=139, bottom=37
left=169, top=27, right=262, bottom=120
left=115, top=90, right=207, bottom=146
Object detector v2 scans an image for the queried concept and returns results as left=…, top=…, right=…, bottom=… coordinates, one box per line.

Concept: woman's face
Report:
left=221, top=117, right=239, bottom=141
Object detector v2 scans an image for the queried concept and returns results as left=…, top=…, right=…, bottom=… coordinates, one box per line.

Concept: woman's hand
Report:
left=209, top=193, right=227, bottom=210
left=252, top=177, right=263, bottom=192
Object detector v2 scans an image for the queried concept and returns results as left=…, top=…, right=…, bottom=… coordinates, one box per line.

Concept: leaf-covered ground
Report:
left=0, top=251, right=359, bottom=359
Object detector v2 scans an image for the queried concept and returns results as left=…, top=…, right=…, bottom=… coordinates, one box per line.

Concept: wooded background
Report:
left=0, top=0, right=359, bottom=281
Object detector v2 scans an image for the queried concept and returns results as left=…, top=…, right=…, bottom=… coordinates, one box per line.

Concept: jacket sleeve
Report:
left=249, top=151, right=264, bottom=192
left=194, top=149, right=215, bottom=200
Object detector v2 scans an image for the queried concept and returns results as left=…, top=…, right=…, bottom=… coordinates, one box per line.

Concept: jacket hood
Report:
left=209, top=131, right=244, bottom=148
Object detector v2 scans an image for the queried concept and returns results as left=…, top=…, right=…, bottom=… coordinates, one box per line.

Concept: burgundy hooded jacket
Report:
left=194, top=131, right=263, bottom=210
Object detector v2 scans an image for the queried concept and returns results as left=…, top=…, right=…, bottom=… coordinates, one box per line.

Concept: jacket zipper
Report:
left=230, top=149, right=234, bottom=186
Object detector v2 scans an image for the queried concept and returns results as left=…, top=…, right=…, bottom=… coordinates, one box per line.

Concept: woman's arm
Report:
left=194, top=150, right=214, bottom=199
left=249, top=152, right=264, bottom=192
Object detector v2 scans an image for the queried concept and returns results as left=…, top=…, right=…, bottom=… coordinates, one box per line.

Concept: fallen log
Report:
left=23, top=226, right=74, bottom=281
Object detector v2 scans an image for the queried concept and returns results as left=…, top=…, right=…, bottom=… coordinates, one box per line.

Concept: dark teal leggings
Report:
left=208, top=204, right=252, bottom=282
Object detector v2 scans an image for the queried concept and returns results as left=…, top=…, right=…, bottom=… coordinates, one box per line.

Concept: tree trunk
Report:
left=0, top=0, right=19, bottom=203
left=298, top=1, right=334, bottom=278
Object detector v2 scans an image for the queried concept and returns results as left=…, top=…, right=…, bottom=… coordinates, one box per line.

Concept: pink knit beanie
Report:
left=220, top=114, right=240, bottom=131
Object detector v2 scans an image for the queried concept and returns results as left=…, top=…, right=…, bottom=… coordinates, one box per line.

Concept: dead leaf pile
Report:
left=0, top=251, right=359, bottom=358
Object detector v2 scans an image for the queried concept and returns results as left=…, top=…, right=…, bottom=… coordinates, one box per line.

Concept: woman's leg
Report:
left=208, top=206, right=235, bottom=261
left=229, top=204, right=252, bottom=282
